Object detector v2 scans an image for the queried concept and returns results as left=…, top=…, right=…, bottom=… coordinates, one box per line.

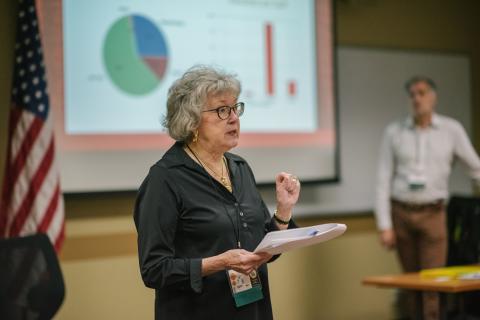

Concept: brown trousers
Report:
left=391, top=201, right=447, bottom=320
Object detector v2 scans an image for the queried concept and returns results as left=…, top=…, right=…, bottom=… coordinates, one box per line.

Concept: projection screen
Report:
left=39, top=0, right=338, bottom=192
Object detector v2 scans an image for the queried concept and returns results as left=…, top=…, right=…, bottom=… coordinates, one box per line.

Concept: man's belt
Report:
left=391, top=199, right=444, bottom=211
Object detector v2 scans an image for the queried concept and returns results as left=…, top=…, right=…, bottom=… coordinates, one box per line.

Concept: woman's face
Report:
left=197, top=91, right=240, bottom=153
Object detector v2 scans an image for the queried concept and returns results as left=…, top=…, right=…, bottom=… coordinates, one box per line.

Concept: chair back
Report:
left=447, top=195, right=480, bottom=265
left=0, top=233, right=65, bottom=320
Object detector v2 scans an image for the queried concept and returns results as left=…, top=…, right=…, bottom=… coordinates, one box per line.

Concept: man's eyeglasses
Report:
left=202, top=102, right=245, bottom=120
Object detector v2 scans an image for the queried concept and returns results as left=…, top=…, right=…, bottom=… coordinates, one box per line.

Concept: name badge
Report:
left=227, top=269, right=264, bottom=307
left=407, top=173, right=426, bottom=190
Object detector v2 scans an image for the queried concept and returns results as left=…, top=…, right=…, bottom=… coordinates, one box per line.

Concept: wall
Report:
left=335, top=0, right=480, bottom=149
left=0, top=1, right=16, bottom=177
left=1, top=1, right=480, bottom=319
left=57, top=213, right=399, bottom=320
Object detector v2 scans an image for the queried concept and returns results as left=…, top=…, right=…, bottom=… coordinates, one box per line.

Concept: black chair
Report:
left=0, top=233, right=65, bottom=320
left=447, top=195, right=480, bottom=266
left=446, top=195, right=480, bottom=319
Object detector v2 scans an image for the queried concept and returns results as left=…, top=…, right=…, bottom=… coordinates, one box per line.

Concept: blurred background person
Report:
left=374, top=75, right=480, bottom=320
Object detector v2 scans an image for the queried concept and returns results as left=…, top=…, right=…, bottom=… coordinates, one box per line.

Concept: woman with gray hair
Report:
left=134, top=65, right=301, bottom=320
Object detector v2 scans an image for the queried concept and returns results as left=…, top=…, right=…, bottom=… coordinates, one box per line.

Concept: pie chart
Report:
left=103, top=15, right=168, bottom=95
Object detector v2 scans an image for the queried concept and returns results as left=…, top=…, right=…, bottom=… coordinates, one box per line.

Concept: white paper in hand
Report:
left=254, top=223, right=347, bottom=255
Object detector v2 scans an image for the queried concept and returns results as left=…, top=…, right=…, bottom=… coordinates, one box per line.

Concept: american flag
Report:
left=0, top=0, right=65, bottom=252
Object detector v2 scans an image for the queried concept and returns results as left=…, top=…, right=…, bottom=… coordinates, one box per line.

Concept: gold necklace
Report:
left=208, top=158, right=232, bottom=193
left=186, top=145, right=232, bottom=192
left=202, top=157, right=224, bottom=181
left=221, top=157, right=232, bottom=192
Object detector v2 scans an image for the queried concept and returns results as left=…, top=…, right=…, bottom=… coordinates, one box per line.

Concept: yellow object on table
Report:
left=420, top=266, right=480, bottom=280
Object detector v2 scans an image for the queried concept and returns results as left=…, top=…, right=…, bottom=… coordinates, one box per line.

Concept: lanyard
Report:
left=414, top=128, right=427, bottom=170
left=186, top=144, right=242, bottom=248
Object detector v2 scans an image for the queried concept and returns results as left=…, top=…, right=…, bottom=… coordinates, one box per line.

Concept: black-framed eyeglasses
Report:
left=202, top=102, right=245, bottom=120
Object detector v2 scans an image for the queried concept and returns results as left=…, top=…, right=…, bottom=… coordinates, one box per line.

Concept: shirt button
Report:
left=240, top=212, right=244, bottom=217
left=243, top=222, right=247, bottom=228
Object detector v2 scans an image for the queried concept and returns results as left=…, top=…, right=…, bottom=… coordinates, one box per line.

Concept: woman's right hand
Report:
left=220, top=249, right=272, bottom=275
left=202, top=249, right=272, bottom=276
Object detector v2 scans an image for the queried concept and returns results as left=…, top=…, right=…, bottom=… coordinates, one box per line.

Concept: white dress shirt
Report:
left=375, top=113, right=480, bottom=230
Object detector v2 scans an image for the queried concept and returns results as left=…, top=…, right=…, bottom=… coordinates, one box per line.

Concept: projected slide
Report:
left=63, top=0, right=318, bottom=134
left=103, top=15, right=168, bottom=95
left=48, top=0, right=336, bottom=191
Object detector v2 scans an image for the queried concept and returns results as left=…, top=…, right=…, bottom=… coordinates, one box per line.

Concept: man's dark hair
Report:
left=404, top=76, right=437, bottom=93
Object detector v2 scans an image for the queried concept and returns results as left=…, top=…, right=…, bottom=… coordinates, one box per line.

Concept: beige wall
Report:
left=336, top=0, right=480, bottom=149
left=1, top=1, right=480, bottom=319
left=57, top=214, right=399, bottom=320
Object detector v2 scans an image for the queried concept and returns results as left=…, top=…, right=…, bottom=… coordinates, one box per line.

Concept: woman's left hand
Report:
left=275, top=172, right=301, bottom=213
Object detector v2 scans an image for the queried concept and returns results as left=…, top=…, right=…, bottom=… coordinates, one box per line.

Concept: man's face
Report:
left=408, top=81, right=437, bottom=117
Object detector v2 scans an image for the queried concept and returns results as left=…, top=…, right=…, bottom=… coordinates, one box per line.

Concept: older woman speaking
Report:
left=134, top=66, right=301, bottom=320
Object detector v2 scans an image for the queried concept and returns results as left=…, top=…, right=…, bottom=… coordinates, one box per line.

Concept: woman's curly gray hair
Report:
left=163, top=65, right=241, bottom=142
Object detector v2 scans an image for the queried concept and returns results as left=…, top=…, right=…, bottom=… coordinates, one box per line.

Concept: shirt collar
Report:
left=405, top=113, right=441, bottom=129
left=161, top=141, right=246, bottom=171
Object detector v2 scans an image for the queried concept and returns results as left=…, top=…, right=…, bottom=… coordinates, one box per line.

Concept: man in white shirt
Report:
left=375, top=76, right=480, bottom=320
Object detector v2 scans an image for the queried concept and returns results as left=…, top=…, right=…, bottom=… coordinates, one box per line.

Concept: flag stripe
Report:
left=37, top=180, right=60, bottom=233
left=8, top=135, right=54, bottom=236
left=10, top=110, right=35, bottom=165
left=43, top=178, right=64, bottom=246
left=10, top=115, right=44, bottom=189
left=21, top=151, right=60, bottom=236
left=48, top=188, right=65, bottom=250
left=54, top=218, right=65, bottom=252
left=10, top=114, right=56, bottom=221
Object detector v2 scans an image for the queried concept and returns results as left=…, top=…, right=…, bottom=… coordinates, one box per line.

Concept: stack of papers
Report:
left=420, top=265, right=480, bottom=281
left=254, top=223, right=347, bottom=255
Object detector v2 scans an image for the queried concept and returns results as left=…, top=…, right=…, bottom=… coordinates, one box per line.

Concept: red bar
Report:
left=288, top=80, right=296, bottom=96
left=265, top=23, right=274, bottom=96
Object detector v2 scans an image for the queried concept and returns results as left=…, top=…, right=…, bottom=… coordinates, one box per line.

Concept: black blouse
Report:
left=134, top=142, right=295, bottom=320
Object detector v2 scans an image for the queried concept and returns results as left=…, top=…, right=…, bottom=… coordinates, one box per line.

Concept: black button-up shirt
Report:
left=134, top=142, right=295, bottom=320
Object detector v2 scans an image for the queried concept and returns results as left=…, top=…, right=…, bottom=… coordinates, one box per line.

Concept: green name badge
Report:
left=407, top=173, right=426, bottom=191
left=227, top=269, right=264, bottom=307
left=409, top=182, right=426, bottom=190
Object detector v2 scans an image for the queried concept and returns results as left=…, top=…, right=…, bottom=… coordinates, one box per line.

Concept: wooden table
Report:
left=363, top=272, right=480, bottom=320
